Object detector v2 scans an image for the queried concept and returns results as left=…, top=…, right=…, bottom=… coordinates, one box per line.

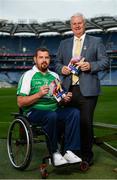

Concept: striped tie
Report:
left=72, top=39, right=81, bottom=85
left=74, top=38, right=81, bottom=57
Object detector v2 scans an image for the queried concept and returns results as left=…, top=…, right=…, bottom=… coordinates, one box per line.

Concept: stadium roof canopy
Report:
left=0, top=16, right=117, bottom=36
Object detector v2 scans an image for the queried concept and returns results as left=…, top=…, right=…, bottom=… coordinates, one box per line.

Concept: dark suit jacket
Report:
left=55, top=34, right=109, bottom=96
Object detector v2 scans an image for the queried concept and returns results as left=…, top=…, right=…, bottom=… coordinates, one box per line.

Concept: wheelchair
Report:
left=7, top=110, right=89, bottom=179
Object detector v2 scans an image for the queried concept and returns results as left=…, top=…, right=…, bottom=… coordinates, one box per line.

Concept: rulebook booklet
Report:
left=68, top=56, right=85, bottom=75
left=49, top=78, right=66, bottom=102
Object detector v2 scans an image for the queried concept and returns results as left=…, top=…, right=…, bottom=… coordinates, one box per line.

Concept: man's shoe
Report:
left=64, top=150, right=82, bottom=164
left=53, top=152, right=68, bottom=166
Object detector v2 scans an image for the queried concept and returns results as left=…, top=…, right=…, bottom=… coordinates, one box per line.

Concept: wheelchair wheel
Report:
left=39, top=164, right=48, bottom=179
left=7, top=116, right=33, bottom=170
left=80, top=161, right=89, bottom=171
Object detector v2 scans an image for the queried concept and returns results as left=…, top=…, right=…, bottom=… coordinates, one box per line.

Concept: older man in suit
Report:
left=55, top=13, right=109, bottom=166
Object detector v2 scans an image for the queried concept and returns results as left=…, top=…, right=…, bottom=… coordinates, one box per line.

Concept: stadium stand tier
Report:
left=0, top=16, right=117, bottom=86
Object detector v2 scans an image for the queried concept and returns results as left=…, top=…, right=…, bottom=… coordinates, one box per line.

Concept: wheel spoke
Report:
left=7, top=118, right=32, bottom=169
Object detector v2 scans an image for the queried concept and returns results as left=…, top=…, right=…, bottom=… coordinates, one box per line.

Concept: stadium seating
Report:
left=0, top=32, right=117, bottom=86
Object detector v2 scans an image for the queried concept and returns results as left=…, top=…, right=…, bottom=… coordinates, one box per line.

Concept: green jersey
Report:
left=17, top=65, right=60, bottom=113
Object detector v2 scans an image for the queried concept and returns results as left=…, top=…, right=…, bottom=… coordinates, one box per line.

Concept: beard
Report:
left=40, top=62, right=48, bottom=72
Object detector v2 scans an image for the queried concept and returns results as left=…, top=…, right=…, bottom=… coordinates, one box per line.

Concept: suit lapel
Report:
left=68, top=37, right=74, bottom=59
left=81, top=34, right=89, bottom=58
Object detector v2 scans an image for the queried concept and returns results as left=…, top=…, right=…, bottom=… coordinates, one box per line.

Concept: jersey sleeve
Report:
left=17, top=70, right=33, bottom=96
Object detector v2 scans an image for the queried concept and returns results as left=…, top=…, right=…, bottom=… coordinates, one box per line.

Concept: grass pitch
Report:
left=0, top=86, right=117, bottom=179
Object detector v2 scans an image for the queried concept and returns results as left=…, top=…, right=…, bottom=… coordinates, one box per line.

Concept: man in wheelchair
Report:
left=17, top=47, right=82, bottom=167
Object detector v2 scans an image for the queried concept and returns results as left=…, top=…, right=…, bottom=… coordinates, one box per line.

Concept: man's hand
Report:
left=39, top=85, right=49, bottom=96
left=62, top=66, right=71, bottom=75
left=78, top=61, right=91, bottom=71
left=17, top=85, right=49, bottom=108
left=63, top=92, right=72, bottom=103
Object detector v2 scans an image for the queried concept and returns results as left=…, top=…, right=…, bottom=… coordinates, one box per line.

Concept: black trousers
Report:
left=69, top=85, right=98, bottom=161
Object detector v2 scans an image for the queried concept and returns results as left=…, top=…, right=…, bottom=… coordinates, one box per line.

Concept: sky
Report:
left=0, top=0, right=117, bottom=23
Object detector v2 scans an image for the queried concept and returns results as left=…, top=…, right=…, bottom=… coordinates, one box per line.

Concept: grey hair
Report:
left=70, top=12, right=86, bottom=24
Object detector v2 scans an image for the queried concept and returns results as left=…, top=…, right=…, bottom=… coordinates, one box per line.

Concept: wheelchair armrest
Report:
left=11, top=112, right=20, bottom=116
left=11, top=112, right=25, bottom=118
